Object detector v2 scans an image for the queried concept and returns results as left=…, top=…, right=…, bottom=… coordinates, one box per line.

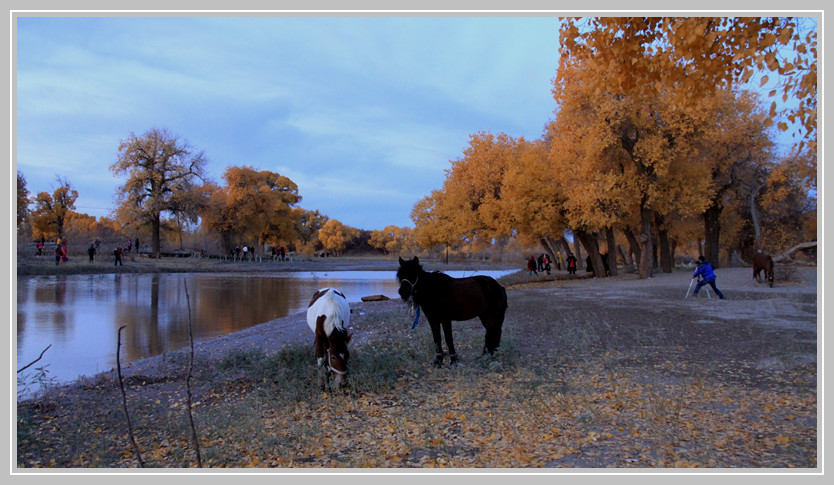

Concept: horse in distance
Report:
left=306, top=287, right=352, bottom=387
left=396, top=256, right=508, bottom=367
left=753, top=252, right=775, bottom=288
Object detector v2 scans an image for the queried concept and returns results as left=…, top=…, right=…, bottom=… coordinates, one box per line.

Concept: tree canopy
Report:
left=111, top=128, right=209, bottom=257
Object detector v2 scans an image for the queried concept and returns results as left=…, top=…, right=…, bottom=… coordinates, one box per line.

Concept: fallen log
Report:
left=773, top=241, right=817, bottom=263
left=361, top=295, right=390, bottom=302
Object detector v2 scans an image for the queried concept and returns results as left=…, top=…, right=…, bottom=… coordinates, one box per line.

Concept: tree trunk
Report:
left=604, top=226, right=618, bottom=276
left=638, top=204, right=654, bottom=279
left=670, top=239, right=678, bottom=267
left=573, top=236, right=583, bottom=271
left=539, top=237, right=556, bottom=264
left=556, top=237, right=572, bottom=261
left=654, top=214, right=673, bottom=273
left=750, top=183, right=766, bottom=251
left=151, top=214, right=161, bottom=258
left=575, top=229, right=607, bottom=278
left=623, top=227, right=641, bottom=268
left=617, top=245, right=630, bottom=266
left=703, top=204, right=721, bottom=268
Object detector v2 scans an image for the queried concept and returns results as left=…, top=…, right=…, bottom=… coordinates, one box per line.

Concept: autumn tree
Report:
left=559, top=17, right=817, bottom=153
left=292, top=208, right=328, bottom=256
left=693, top=88, right=775, bottom=264
left=411, top=132, right=523, bottom=253
left=31, top=176, right=78, bottom=241
left=221, top=166, right=300, bottom=256
left=111, top=128, right=208, bottom=257
left=369, top=225, right=420, bottom=256
left=318, top=219, right=359, bottom=256
left=548, top=53, right=722, bottom=278
left=17, top=171, right=30, bottom=236
left=199, top=182, right=237, bottom=253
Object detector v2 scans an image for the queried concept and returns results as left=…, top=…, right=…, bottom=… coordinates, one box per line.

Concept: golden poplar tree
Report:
left=111, top=128, right=208, bottom=257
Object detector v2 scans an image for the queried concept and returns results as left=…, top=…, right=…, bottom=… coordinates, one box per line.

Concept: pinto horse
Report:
left=752, top=252, right=775, bottom=288
left=396, top=256, right=508, bottom=366
left=306, top=288, right=352, bottom=387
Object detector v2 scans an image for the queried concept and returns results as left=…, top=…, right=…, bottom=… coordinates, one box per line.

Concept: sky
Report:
left=15, top=15, right=562, bottom=232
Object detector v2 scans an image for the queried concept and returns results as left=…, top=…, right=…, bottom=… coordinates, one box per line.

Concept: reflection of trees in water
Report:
left=19, top=274, right=403, bottom=378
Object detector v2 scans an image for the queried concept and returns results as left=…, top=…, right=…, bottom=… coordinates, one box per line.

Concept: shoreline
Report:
left=15, top=255, right=519, bottom=277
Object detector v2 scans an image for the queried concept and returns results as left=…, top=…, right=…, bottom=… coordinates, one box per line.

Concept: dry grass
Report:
left=17, top=290, right=816, bottom=469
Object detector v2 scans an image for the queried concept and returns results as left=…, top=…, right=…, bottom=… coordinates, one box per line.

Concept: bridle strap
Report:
left=327, top=348, right=347, bottom=376
left=400, top=276, right=419, bottom=291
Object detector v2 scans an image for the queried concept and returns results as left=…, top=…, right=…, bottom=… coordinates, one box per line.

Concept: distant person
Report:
left=134, top=238, right=139, bottom=254
left=556, top=251, right=562, bottom=271
left=692, top=256, right=725, bottom=299
left=527, top=256, right=538, bottom=277
left=61, top=242, right=68, bottom=263
left=114, top=246, right=123, bottom=267
left=566, top=253, right=577, bottom=275
left=55, top=244, right=62, bottom=266
left=88, top=244, right=96, bottom=262
left=542, top=253, right=551, bottom=275
left=36, top=240, right=43, bottom=256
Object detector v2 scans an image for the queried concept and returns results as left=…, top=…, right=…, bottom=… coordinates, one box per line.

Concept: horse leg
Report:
left=314, top=316, right=328, bottom=366
left=428, top=320, right=444, bottom=367
left=441, top=320, right=458, bottom=365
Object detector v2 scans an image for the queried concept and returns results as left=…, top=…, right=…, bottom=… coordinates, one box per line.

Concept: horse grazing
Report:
left=752, top=252, right=775, bottom=288
left=306, top=288, right=352, bottom=387
left=396, top=256, right=508, bottom=366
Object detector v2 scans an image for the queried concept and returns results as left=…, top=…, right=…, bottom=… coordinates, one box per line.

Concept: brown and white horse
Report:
left=306, top=288, right=352, bottom=387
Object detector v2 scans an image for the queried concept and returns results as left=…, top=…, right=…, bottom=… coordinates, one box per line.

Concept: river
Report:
left=16, top=269, right=512, bottom=391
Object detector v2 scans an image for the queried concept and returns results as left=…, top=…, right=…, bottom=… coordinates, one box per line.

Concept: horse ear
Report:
left=399, top=257, right=405, bottom=265
left=413, top=256, right=419, bottom=264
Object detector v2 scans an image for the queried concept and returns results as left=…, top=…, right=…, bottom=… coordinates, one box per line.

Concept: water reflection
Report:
left=16, top=270, right=511, bottom=389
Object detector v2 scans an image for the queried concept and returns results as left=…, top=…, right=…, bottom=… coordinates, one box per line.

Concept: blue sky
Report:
left=15, top=16, right=562, bottom=231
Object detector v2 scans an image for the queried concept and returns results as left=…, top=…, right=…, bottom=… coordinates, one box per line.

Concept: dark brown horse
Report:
left=396, top=256, right=508, bottom=366
left=753, top=252, right=775, bottom=288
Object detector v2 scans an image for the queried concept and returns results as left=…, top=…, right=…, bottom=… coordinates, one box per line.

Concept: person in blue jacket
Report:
left=692, top=256, right=725, bottom=299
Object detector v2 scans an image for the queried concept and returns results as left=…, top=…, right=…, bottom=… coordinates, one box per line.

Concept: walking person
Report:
left=527, top=256, right=538, bottom=277
left=88, top=243, right=96, bottom=262
left=55, top=244, right=62, bottom=266
left=114, top=246, right=123, bottom=267
left=692, top=256, right=725, bottom=299
left=566, top=253, right=577, bottom=275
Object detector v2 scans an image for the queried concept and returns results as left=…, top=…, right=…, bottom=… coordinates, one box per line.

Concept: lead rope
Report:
left=400, top=277, right=421, bottom=329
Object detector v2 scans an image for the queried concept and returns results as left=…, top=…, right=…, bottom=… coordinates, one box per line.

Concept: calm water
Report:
left=16, top=270, right=511, bottom=390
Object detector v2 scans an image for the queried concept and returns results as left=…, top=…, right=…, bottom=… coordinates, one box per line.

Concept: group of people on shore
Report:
left=35, top=236, right=140, bottom=267
left=527, top=251, right=579, bottom=277
left=526, top=250, right=725, bottom=299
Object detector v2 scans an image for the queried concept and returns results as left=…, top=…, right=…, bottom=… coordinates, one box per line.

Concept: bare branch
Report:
left=117, top=325, right=145, bottom=468
left=17, top=344, right=52, bottom=374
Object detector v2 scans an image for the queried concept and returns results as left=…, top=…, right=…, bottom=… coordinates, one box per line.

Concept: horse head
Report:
left=397, top=256, right=422, bottom=302
left=326, top=329, right=352, bottom=387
